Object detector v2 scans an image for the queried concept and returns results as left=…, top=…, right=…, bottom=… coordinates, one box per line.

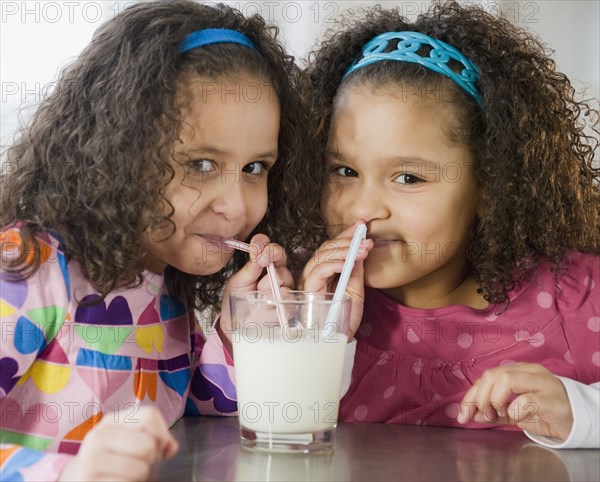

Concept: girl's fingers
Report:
left=510, top=394, right=540, bottom=423
left=256, top=267, right=294, bottom=293
left=487, top=370, right=544, bottom=417
left=274, top=265, right=294, bottom=290
left=300, top=242, right=371, bottom=291
left=63, top=407, right=177, bottom=482
left=459, top=365, right=552, bottom=423
left=97, top=428, right=160, bottom=460
left=302, top=259, right=346, bottom=292
left=226, top=255, right=267, bottom=292
left=300, top=221, right=369, bottom=277
left=132, top=406, right=178, bottom=459
left=255, top=242, right=288, bottom=269
left=459, top=380, right=487, bottom=423
left=346, top=259, right=366, bottom=339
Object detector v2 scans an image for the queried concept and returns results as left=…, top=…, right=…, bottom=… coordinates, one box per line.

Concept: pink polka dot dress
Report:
left=339, top=252, right=600, bottom=428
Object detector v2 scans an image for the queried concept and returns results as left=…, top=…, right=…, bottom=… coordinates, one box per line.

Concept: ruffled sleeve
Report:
left=1, top=225, right=74, bottom=481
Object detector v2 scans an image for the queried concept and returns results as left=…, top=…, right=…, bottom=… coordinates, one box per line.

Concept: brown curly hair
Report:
left=0, top=0, right=322, bottom=312
left=306, top=0, right=600, bottom=304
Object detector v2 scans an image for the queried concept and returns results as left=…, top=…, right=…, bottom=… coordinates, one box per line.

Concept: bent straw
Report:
left=324, top=223, right=368, bottom=329
left=224, top=239, right=287, bottom=330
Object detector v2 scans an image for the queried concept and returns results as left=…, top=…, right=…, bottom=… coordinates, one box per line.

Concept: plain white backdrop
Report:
left=1, top=0, right=599, bottom=148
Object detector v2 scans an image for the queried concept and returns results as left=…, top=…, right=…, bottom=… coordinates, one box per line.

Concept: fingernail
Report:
left=457, top=412, right=464, bottom=423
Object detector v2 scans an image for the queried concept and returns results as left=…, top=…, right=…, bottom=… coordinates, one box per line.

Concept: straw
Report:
left=324, top=223, right=368, bottom=329
left=224, top=239, right=287, bottom=329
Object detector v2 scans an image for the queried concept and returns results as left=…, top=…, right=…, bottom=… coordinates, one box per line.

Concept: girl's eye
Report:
left=333, top=166, right=358, bottom=177
left=242, top=161, right=270, bottom=176
left=394, top=173, right=424, bottom=185
left=188, top=159, right=217, bottom=173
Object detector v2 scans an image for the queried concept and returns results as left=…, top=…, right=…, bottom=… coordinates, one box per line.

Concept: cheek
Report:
left=248, top=185, right=269, bottom=225
left=321, top=183, right=343, bottom=221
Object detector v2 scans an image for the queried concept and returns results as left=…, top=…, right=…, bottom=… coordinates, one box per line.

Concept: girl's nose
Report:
left=347, top=182, right=390, bottom=223
left=210, top=178, right=247, bottom=221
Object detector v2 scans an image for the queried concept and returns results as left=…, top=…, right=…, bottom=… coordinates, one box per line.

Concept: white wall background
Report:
left=1, top=0, right=599, bottom=148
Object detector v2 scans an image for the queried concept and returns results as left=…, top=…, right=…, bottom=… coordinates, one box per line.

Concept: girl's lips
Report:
left=370, top=238, right=401, bottom=248
left=196, top=235, right=232, bottom=250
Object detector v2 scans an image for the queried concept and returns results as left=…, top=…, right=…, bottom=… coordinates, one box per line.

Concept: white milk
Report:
left=233, top=331, right=347, bottom=433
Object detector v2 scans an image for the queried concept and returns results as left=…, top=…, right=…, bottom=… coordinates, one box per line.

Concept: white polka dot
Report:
left=415, top=419, right=422, bottom=425
left=354, top=405, right=369, bottom=421
left=500, top=359, right=516, bottom=366
left=407, top=328, right=421, bottom=344
left=457, top=333, right=473, bottom=349
left=583, top=276, right=595, bottom=291
left=358, top=323, right=373, bottom=337
left=592, top=352, right=600, bottom=368
left=515, top=330, right=530, bottom=343
left=432, top=393, right=443, bottom=401
left=564, top=351, right=574, bottom=364
left=376, top=353, right=390, bottom=366
left=452, top=367, right=466, bottom=380
left=529, top=332, right=545, bottom=347
left=485, top=313, right=498, bottom=322
left=383, top=386, right=396, bottom=400
left=537, top=292, right=553, bottom=309
left=588, top=317, right=600, bottom=333
left=445, top=403, right=460, bottom=420
left=412, top=359, right=424, bottom=375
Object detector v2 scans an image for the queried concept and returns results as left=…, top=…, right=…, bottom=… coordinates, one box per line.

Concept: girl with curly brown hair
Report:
left=0, top=0, right=317, bottom=479
left=300, top=1, right=599, bottom=448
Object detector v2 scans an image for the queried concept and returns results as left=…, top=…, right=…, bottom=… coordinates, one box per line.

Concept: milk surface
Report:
left=233, top=331, right=347, bottom=433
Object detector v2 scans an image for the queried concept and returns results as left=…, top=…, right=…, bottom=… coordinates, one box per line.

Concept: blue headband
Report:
left=345, top=31, right=483, bottom=109
left=179, top=28, right=256, bottom=53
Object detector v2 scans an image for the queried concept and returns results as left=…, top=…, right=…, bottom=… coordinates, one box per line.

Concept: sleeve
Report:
left=185, top=315, right=237, bottom=416
left=555, top=252, right=600, bottom=386
left=524, top=379, right=600, bottom=449
left=1, top=226, right=74, bottom=481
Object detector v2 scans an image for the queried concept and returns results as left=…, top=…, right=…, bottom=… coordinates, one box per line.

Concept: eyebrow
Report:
left=326, top=150, right=440, bottom=168
left=185, top=145, right=278, bottom=160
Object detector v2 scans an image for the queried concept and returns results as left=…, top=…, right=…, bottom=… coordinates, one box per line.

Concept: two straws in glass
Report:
left=224, top=223, right=367, bottom=330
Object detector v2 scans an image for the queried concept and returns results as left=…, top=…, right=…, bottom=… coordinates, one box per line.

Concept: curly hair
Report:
left=306, top=0, right=600, bottom=304
left=0, top=0, right=322, bottom=312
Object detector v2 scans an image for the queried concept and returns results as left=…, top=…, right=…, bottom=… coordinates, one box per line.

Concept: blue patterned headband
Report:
left=179, top=28, right=256, bottom=53
left=345, top=31, right=483, bottom=109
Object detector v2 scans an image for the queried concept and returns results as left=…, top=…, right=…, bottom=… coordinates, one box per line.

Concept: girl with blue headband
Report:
left=301, top=1, right=599, bottom=448
left=0, top=0, right=318, bottom=479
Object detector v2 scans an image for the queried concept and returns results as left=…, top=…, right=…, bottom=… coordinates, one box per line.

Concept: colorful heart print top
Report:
left=0, top=224, right=237, bottom=481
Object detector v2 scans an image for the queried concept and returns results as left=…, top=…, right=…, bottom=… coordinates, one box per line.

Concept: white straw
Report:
left=224, top=239, right=287, bottom=329
left=324, top=223, right=367, bottom=328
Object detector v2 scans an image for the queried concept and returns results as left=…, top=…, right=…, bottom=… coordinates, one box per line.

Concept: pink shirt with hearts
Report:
left=339, top=251, right=600, bottom=432
left=0, top=225, right=235, bottom=481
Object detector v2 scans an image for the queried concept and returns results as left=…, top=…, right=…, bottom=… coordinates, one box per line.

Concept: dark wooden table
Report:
left=155, top=416, right=599, bottom=481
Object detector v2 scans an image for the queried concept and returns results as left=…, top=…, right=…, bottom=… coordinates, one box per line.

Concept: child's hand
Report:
left=458, top=363, right=574, bottom=441
left=297, top=223, right=373, bottom=340
left=59, top=406, right=178, bottom=481
left=218, top=234, right=294, bottom=351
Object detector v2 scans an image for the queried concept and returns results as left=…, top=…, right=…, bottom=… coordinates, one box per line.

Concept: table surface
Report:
left=155, top=417, right=599, bottom=481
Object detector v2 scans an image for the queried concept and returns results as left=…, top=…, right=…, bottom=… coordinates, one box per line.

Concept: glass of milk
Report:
left=230, top=291, right=351, bottom=453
